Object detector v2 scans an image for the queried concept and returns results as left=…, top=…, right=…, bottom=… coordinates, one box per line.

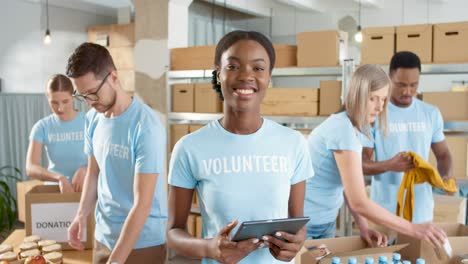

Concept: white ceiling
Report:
left=23, top=0, right=450, bottom=18
left=22, top=0, right=133, bottom=17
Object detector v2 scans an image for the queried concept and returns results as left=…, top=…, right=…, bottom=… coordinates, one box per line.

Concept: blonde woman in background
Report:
left=303, top=64, right=447, bottom=248
left=26, top=74, right=87, bottom=193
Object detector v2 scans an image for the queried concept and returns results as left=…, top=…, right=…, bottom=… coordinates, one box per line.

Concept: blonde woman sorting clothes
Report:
left=304, top=64, right=447, bottom=249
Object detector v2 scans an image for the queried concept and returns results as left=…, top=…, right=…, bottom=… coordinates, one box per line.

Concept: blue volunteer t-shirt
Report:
left=362, top=99, right=445, bottom=223
left=84, top=98, right=167, bottom=249
left=304, top=111, right=365, bottom=225
left=29, top=112, right=87, bottom=182
left=168, top=118, right=313, bottom=264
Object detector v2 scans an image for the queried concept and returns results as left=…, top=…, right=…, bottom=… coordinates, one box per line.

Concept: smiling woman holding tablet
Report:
left=167, top=30, right=314, bottom=264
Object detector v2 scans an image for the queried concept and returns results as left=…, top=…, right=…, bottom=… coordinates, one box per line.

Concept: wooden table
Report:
left=1, top=229, right=92, bottom=264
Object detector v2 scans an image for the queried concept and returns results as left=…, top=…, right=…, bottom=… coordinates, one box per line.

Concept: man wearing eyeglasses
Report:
left=66, top=42, right=167, bottom=264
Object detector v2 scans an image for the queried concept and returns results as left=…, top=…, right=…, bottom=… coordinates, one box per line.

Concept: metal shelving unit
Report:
left=167, top=66, right=343, bottom=80
left=421, top=63, right=468, bottom=75
left=167, top=63, right=468, bottom=79
left=167, top=113, right=468, bottom=132
left=168, top=112, right=327, bottom=129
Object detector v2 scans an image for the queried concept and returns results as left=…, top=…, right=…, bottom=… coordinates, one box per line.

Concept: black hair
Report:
left=389, top=51, right=421, bottom=74
left=211, top=30, right=276, bottom=100
left=66, top=42, right=116, bottom=79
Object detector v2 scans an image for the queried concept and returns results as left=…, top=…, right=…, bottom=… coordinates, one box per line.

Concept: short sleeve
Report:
left=30, top=120, right=46, bottom=144
left=325, top=124, right=362, bottom=152
left=290, top=135, right=314, bottom=185
left=431, top=108, right=445, bottom=143
left=168, top=139, right=197, bottom=189
left=134, top=122, right=165, bottom=174
left=84, top=112, right=94, bottom=156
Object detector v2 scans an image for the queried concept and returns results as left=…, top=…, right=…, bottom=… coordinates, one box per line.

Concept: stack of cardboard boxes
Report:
left=361, top=21, right=468, bottom=64
left=88, top=23, right=135, bottom=93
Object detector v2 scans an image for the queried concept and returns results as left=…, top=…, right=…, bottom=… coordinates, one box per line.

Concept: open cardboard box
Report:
left=397, top=223, right=468, bottom=264
left=17, top=180, right=43, bottom=222
left=296, top=236, right=407, bottom=264
left=25, top=185, right=95, bottom=250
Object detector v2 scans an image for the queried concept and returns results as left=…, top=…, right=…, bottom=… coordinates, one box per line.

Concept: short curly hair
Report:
left=66, top=42, right=116, bottom=79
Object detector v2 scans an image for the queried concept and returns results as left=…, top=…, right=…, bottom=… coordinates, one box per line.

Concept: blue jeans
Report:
left=306, top=221, right=336, bottom=240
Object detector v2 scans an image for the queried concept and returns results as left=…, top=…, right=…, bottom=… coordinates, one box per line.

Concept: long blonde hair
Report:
left=345, top=64, right=390, bottom=138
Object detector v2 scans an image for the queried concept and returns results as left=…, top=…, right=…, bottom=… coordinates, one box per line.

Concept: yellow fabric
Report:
left=396, top=151, right=458, bottom=221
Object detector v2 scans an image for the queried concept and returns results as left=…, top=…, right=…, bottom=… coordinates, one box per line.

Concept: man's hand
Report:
left=68, top=215, right=87, bottom=250
left=387, top=152, right=414, bottom=172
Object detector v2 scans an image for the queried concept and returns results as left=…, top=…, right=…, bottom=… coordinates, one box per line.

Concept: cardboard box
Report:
left=118, top=70, right=135, bottom=92
left=88, top=25, right=110, bottom=46
left=186, top=214, right=196, bottom=237
left=273, top=44, right=297, bottom=68
left=88, top=23, right=134, bottom=47
left=297, top=237, right=407, bottom=264
left=195, top=216, right=202, bottom=238
left=361, top=26, right=395, bottom=64
left=429, top=134, right=468, bottom=179
left=297, top=30, right=348, bottom=67
left=110, top=23, right=134, bottom=47
left=422, top=91, right=468, bottom=121
left=194, top=83, right=222, bottom=113
left=396, top=24, right=433, bottom=63
left=398, top=223, right=468, bottom=264
left=108, top=47, right=134, bottom=70
left=261, top=88, right=319, bottom=116
left=25, top=185, right=94, bottom=250
left=172, top=84, right=194, bottom=112
left=16, top=180, right=43, bottom=223
left=189, top=124, right=204, bottom=133
left=192, top=190, right=199, bottom=207
left=319, top=80, right=342, bottom=116
left=170, top=125, right=189, bottom=151
left=433, top=194, right=467, bottom=224
left=170, top=45, right=216, bottom=70
left=434, top=21, right=468, bottom=63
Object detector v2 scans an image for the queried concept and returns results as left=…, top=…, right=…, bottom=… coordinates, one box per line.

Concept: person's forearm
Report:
left=109, top=204, right=161, bottom=263
left=76, top=170, right=98, bottom=218
left=362, top=159, right=391, bottom=176
left=350, top=199, right=414, bottom=237
left=345, top=195, right=368, bottom=231
left=167, top=228, right=212, bottom=260
left=437, top=153, right=453, bottom=179
left=26, top=164, right=63, bottom=182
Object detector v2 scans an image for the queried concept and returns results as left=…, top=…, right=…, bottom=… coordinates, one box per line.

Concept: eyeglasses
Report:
left=72, top=72, right=111, bottom=102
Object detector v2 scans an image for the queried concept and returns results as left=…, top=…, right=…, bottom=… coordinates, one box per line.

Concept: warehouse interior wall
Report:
left=188, top=0, right=269, bottom=46
left=0, top=0, right=115, bottom=93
